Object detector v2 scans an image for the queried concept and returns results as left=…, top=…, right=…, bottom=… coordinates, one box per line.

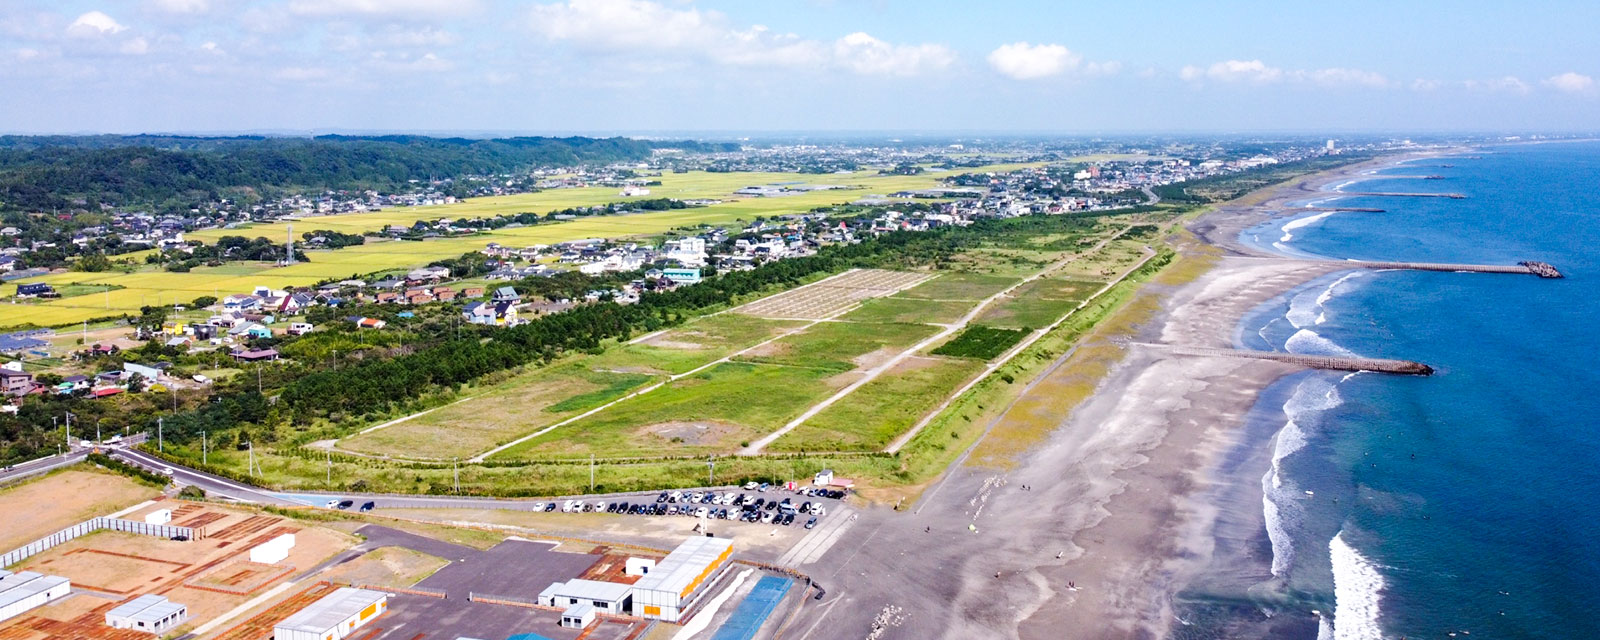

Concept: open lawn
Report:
left=837, top=296, right=974, bottom=325
left=0, top=468, right=160, bottom=551
left=734, top=320, right=937, bottom=373
left=977, top=278, right=1104, bottom=329
left=488, top=361, right=837, bottom=459
left=318, top=546, right=448, bottom=588
left=892, top=273, right=1019, bottom=301
left=768, top=356, right=984, bottom=452
left=584, top=314, right=806, bottom=375
left=338, top=363, right=656, bottom=460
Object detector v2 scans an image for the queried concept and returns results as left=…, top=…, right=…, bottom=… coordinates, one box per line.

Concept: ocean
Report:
left=1175, top=141, right=1600, bottom=639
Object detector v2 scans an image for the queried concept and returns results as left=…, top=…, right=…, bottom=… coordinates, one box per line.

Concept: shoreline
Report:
left=1008, top=151, right=1433, bottom=638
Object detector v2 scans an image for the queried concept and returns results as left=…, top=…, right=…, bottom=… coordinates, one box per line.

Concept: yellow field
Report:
left=3, top=164, right=1037, bottom=328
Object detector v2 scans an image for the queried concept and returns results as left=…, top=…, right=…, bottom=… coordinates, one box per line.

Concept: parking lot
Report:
left=522, top=483, right=848, bottom=531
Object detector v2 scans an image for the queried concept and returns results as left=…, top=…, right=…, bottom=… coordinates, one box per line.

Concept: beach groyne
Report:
left=1345, top=260, right=1563, bottom=278
left=1136, top=344, right=1434, bottom=376
left=1294, top=207, right=1386, bottom=213
left=1340, top=192, right=1467, bottom=199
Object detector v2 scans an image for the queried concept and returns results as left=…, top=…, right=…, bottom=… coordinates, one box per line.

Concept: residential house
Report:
left=463, top=301, right=518, bottom=326
left=0, top=370, right=34, bottom=396
left=492, top=286, right=521, bottom=304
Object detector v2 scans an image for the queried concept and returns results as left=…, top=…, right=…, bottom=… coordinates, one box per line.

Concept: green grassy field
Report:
left=930, top=325, right=1031, bottom=360
left=584, top=314, right=806, bottom=375
left=488, top=361, right=837, bottom=459
left=836, top=296, right=973, bottom=325
left=977, top=278, right=1104, bottom=329
left=337, top=364, right=656, bottom=460
left=767, top=356, right=984, bottom=452
left=734, top=320, right=938, bottom=373
left=892, top=273, right=1019, bottom=301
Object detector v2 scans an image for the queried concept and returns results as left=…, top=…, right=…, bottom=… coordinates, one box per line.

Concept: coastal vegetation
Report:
left=931, top=326, right=1032, bottom=360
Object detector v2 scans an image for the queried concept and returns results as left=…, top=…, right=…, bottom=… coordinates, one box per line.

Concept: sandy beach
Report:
left=789, top=153, right=1424, bottom=640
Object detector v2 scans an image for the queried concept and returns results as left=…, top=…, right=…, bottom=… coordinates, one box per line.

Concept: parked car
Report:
left=359, top=501, right=375, bottom=512
left=805, top=517, right=818, bottom=529
left=544, top=502, right=557, bottom=512
left=337, top=500, right=354, bottom=509
left=744, top=482, right=760, bottom=490
left=324, top=499, right=340, bottom=508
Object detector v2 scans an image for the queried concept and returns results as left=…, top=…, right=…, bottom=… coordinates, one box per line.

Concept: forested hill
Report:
left=0, top=135, right=738, bottom=211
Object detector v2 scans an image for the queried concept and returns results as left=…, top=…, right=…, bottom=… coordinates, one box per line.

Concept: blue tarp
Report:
left=709, top=576, right=793, bottom=640
left=506, top=634, right=556, bottom=640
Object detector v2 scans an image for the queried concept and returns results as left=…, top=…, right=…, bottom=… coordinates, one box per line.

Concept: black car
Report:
left=544, top=502, right=557, bottom=512
left=657, top=492, right=669, bottom=503
left=170, top=535, right=189, bottom=541
left=781, top=513, right=795, bottom=525
left=606, top=503, right=618, bottom=513
left=337, top=500, right=354, bottom=509
left=359, top=501, right=375, bottom=512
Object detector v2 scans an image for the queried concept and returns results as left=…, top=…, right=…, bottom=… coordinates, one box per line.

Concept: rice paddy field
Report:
left=1, top=165, right=1037, bottom=329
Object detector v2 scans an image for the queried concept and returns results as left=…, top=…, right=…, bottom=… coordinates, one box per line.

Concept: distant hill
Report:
left=0, top=134, right=738, bottom=211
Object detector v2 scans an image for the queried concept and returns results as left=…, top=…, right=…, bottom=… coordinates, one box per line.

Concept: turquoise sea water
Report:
left=1180, top=142, right=1600, bottom=639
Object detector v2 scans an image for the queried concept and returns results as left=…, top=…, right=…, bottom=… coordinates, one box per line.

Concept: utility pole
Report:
left=708, top=455, right=715, bottom=486
left=326, top=449, right=331, bottom=485
left=157, top=418, right=163, bottom=452
left=453, top=458, right=460, bottom=495
left=247, top=442, right=254, bottom=477
left=256, top=365, right=262, bottom=395
left=589, top=454, right=595, bottom=493
left=202, top=431, right=207, bottom=465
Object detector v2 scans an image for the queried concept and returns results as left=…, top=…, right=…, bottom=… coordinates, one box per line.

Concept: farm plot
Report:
left=977, top=277, right=1105, bottom=329
left=338, top=363, right=656, bottom=460
left=891, top=272, right=1019, bottom=301
left=488, top=361, right=838, bottom=460
left=838, top=296, right=975, bottom=325
left=585, top=314, right=807, bottom=375
left=734, top=319, right=938, bottom=374
left=931, top=325, right=1032, bottom=360
left=768, top=356, right=986, bottom=452
left=733, top=269, right=931, bottom=320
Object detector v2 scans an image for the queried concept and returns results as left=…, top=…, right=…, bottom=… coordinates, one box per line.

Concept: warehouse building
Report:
left=273, top=587, right=388, bottom=640
left=630, top=537, right=733, bottom=622
left=538, top=578, right=633, bottom=629
left=105, top=594, right=188, bottom=633
left=0, top=570, right=71, bottom=624
left=249, top=532, right=295, bottom=565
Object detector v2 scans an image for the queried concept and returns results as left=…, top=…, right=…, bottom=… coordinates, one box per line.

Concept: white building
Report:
left=249, top=532, right=296, bottom=565
left=273, top=587, right=388, bottom=640
left=625, top=557, right=656, bottom=576
left=560, top=603, right=597, bottom=629
left=630, top=537, right=733, bottom=622
left=620, top=186, right=651, bottom=197
left=0, top=570, right=71, bottom=624
left=143, top=509, right=172, bottom=525
left=105, top=594, right=188, bottom=634
left=537, top=578, right=633, bottom=619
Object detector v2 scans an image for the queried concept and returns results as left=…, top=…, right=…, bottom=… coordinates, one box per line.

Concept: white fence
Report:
left=1, top=517, right=196, bottom=568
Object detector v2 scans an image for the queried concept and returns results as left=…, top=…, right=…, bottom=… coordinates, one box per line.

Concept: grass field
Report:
left=767, top=356, right=984, bottom=452
left=337, top=364, right=656, bottom=460
left=488, top=361, right=837, bottom=459
left=1, top=165, right=1038, bottom=329
left=892, top=273, right=1019, bottom=301
left=734, top=320, right=937, bottom=373
left=585, top=314, right=807, bottom=375
left=977, top=278, right=1103, bottom=329
left=930, top=325, right=1031, bottom=360
left=837, top=296, right=974, bottom=325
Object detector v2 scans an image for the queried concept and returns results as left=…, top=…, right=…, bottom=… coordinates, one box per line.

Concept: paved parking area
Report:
left=416, top=538, right=600, bottom=600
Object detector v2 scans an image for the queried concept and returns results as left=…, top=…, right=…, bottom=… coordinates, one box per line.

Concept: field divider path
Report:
left=468, top=269, right=893, bottom=463
left=742, top=227, right=1135, bottom=455
left=885, top=244, right=1158, bottom=454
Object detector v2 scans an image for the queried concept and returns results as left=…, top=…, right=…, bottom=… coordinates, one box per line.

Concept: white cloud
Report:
left=288, top=0, right=482, bottom=18
left=1544, top=72, right=1596, bottom=94
left=382, top=26, right=460, bottom=48
left=833, top=32, right=954, bottom=76
left=67, top=11, right=128, bottom=37
left=1181, top=59, right=1390, bottom=88
left=1464, top=75, right=1531, bottom=94
left=200, top=41, right=223, bottom=54
left=146, top=0, right=211, bottom=13
left=986, top=42, right=1080, bottom=80
left=120, top=37, right=150, bottom=55
left=528, top=0, right=954, bottom=76
left=1181, top=59, right=1283, bottom=83
left=368, top=51, right=453, bottom=73
left=1306, top=67, right=1390, bottom=88
left=1411, top=78, right=1441, bottom=91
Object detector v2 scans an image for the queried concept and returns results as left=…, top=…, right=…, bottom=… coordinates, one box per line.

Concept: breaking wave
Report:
left=1329, top=531, right=1387, bottom=640
left=1261, top=373, right=1352, bottom=576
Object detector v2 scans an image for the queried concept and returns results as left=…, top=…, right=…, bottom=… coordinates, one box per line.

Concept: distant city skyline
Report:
left=2, top=0, right=1598, bottom=134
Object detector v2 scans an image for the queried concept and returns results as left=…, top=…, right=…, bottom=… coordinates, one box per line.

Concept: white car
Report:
left=325, top=499, right=339, bottom=508
left=564, top=500, right=580, bottom=512
left=696, top=507, right=708, bottom=518
left=161, top=467, right=174, bottom=475
left=743, top=482, right=759, bottom=490
left=593, top=501, right=607, bottom=512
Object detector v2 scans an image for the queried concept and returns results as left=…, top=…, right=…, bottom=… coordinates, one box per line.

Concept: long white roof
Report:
left=275, top=587, right=385, bottom=633
left=0, top=571, right=69, bottom=610
left=633, top=537, right=732, bottom=595
left=107, top=594, right=185, bottom=622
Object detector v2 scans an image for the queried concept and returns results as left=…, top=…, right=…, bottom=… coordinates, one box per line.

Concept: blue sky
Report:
left=2, top=0, right=1597, bottom=134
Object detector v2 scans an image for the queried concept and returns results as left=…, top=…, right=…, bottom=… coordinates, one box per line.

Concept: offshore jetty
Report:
left=1342, top=260, right=1564, bottom=278
left=1340, top=191, right=1467, bottom=198
left=1134, top=344, right=1435, bottom=375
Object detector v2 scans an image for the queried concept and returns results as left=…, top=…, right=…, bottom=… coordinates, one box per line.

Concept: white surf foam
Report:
left=1279, top=211, right=1336, bottom=244
left=1285, top=328, right=1357, bottom=357
left=1261, top=374, right=1347, bottom=576
left=1330, top=531, right=1386, bottom=640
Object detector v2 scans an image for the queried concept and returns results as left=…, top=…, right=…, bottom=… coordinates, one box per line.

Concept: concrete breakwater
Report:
left=1346, top=260, right=1563, bottom=278
left=1340, top=192, right=1467, bottom=199
left=1137, top=344, right=1435, bottom=376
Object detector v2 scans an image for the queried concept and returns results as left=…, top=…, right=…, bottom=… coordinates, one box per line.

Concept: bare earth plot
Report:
left=733, top=268, right=932, bottom=320
left=0, top=469, right=160, bottom=551
left=891, top=272, right=1021, bottom=302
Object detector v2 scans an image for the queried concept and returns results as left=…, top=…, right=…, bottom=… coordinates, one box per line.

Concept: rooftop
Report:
left=0, top=571, right=70, bottom=611
left=275, top=587, right=386, bottom=633
left=633, top=537, right=733, bottom=596
left=540, top=578, right=634, bottom=603
left=106, top=594, right=186, bottom=623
